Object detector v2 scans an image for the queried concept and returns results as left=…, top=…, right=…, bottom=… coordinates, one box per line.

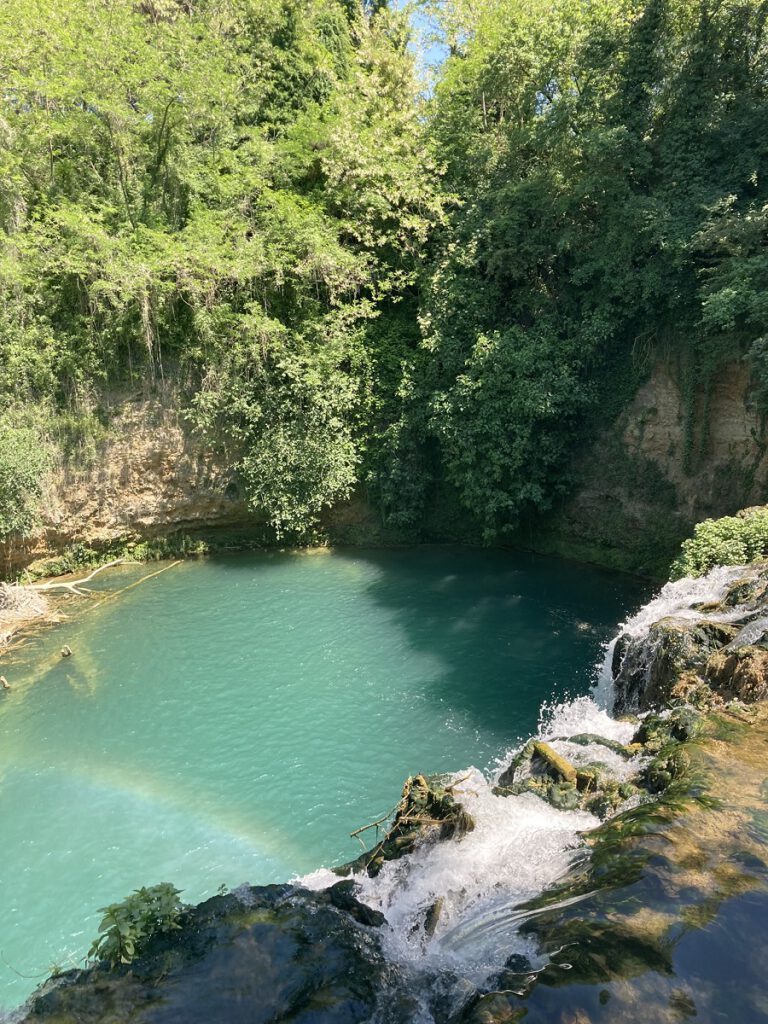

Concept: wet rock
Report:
left=325, top=880, right=385, bottom=927
left=611, top=633, right=631, bottom=678
left=586, top=779, right=633, bottom=819
left=498, top=740, right=578, bottom=789
left=643, top=746, right=690, bottom=794
left=575, top=768, right=600, bottom=794
left=547, top=781, right=582, bottom=811
left=632, top=707, right=703, bottom=750
left=613, top=618, right=736, bottom=712
left=721, top=567, right=768, bottom=610
left=496, top=739, right=536, bottom=789
left=706, top=646, right=768, bottom=702
left=503, top=953, right=533, bottom=973
left=424, top=896, right=444, bottom=938
left=338, top=774, right=475, bottom=878
left=562, top=734, right=637, bottom=759
left=458, top=991, right=526, bottom=1023
left=20, top=885, right=394, bottom=1024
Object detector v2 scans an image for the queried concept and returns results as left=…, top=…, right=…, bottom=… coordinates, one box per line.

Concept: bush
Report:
left=0, top=422, right=52, bottom=539
left=88, top=883, right=184, bottom=967
left=670, top=508, right=768, bottom=579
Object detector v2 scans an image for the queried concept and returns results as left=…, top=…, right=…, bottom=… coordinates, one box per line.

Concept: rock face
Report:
left=1, top=394, right=252, bottom=572
left=0, top=392, right=387, bottom=573
left=20, top=885, right=403, bottom=1024
left=613, top=566, right=768, bottom=711
left=527, top=359, right=768, bottom=575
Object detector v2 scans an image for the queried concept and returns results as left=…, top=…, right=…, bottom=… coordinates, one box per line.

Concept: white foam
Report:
left=301, top=696, right=625, bottom=986
left=307, top=768, right=596, bottom=984
left=301, top=566, right=754, bottom=1006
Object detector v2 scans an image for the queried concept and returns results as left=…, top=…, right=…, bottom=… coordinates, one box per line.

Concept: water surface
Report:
left=0, top=548, right=645, bottom=1009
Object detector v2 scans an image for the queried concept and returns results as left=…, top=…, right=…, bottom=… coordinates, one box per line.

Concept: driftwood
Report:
left=0, top=582, right=51, bottom=652
left=1, top=558, right=181, bottom=658
left=341, top=774, right=476, bottom=878
left=28, top=559, right=140, bottom=596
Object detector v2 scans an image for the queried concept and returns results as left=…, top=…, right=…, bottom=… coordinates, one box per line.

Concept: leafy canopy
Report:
left=376, top=0, right=768, bottom=537
left=0, top=0, right=440, bottom=538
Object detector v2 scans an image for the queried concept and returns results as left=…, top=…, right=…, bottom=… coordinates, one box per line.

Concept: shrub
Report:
left=670, top=508, right=768, bottom=579
left=88, top=883, right=184, bottom=967
left=0, top=422, right=52, bottom=539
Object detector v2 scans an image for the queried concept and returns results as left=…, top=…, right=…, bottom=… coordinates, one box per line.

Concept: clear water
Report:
left=0, top=548, right=645, bottom=1010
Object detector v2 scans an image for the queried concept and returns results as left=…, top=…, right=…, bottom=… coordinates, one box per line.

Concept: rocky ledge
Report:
left=613, top=563, right=768, bottom=711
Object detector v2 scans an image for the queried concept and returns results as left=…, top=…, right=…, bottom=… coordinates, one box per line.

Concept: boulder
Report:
left=19, top=886, right=400, bottom=1024
left=613, top=618, right=736, bottom=711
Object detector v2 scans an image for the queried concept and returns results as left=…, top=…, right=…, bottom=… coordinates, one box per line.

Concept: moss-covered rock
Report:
left=706, top=645, right=768, bottom=702
left=337, top=773, right=475, bottom=878
left=561, top=733, right=637, bottom=759
left=459, top=992, right=527, bottom=1023
left=642, top=746, right=690, bottom=794
left=632, top=706, right=703, bottom=751
left=19, top=886, right=404, bottom=1024
left=613, top=618, right=736, bottom=711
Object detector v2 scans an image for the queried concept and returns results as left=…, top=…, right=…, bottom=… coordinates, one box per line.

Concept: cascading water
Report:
left=595, top=564, right=751, bottom=707
left=302, top=698, right=638, bottom=1014
left=302, top=563, right=759, bottom=1016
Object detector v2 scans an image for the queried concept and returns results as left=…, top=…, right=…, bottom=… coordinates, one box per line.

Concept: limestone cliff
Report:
left=1, top=395, right=251, bottom=573
left=529, top=359, right=768, bottom=576
left=5, top=359, right=766, bottom=578
left=1, top=391, right=386, bottom=575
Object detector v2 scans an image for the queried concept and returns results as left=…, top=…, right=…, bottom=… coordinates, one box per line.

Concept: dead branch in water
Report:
left=28, top=559, right=140, bottom=596
left=101, top=560, right=181, bottom=600
left=0, top=558, right=181, bottom=658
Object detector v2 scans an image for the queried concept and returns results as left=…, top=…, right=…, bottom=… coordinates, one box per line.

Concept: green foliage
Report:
left=3, top=0, right=768, bottom=543
left=671, top=509, right=768, bottom=580
left=20, top=536, right=213, bottom=582
left=0, top=0, right=441, bottom=538
left=88, top=884, right=183, bottom=968
left=375, top=0, right=768, bottom=537
left=0, top=421, right=52, bottom=539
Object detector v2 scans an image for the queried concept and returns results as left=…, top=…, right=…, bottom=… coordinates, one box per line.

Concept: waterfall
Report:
left=301, top=699, right=636, bottom=1001
left=596, top=563, right=756, bottom=709
left=301, top=562, right=756, bottom=1015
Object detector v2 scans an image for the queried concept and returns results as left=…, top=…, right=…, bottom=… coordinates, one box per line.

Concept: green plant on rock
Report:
left=88, top=883, right=184, bottom=968
left=670, top=508, right=768, bottom=580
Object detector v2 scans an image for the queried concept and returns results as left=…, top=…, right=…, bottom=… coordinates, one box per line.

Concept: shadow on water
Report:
left=349, top=546, right=651, bottom=745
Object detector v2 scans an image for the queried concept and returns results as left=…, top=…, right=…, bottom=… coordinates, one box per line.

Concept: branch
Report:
left=29, top=559, right=140, bottom=596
